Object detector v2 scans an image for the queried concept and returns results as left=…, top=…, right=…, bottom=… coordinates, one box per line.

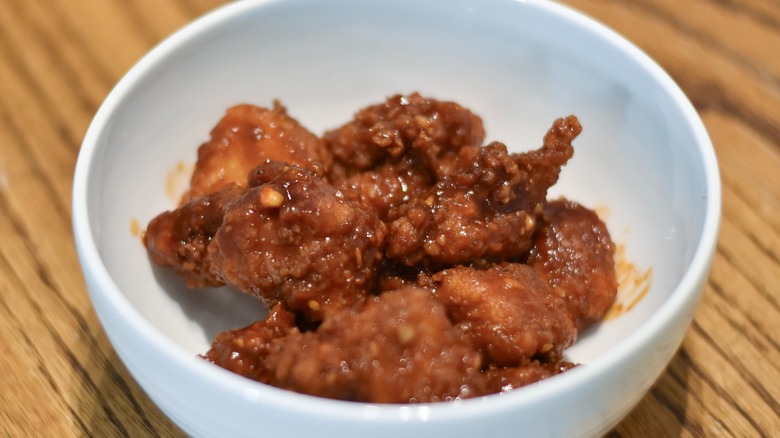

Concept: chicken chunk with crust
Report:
left=265, top=287, right=485, bottom=403
left=186, top=103, right=332, bottom=201
left=326, top=93, right=485, bottom=219
left=207, top=161, right=387, bottom=321
left=203, top=303, right=297, bottom=383
left=385, top=115, right=580, bottom=268
left=433, top=263, right=577, bottom=367
left=144, top=183, right=243, bottom=288
left=529, top=199, right=618, bottom=330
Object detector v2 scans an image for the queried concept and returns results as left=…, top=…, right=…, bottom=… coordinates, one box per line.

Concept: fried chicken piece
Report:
left=325, top=93, right=485, bottom=219
left=203, top=303, right=297, bottom=383
left=384, top=116, right=580, bottom=268
left=144, top=183, right=244, bottom=288
left=207, top=161, right=387, bottom=321
left=529, top=199, right=618, bottom=330
left=335, top=157, right=434, bottom=221
left=185, top=103, right=332, bottom=201
left=266, top=287, right=484, bottom=403
left=512, top=115, right=582, bottom=210
left=384, top=143, right=535, bottom=267
left=385, top=116, right=581, bottom=268
left=433, top=263, right=577, bottom=367
left=325, top=92, right=485, bottom=176
left=480, top=361, right=577, bottom=394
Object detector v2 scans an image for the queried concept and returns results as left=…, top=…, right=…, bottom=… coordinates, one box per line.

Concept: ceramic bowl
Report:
left=72, top=0, right=721, bottom=436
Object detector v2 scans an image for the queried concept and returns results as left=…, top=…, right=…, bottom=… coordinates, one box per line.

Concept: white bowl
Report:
left=72, top=0, right=721, bottom=436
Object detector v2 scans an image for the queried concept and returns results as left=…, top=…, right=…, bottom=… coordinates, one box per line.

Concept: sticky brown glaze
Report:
left=335, top=156, right=434, bottom=222
left=512, top=115, right=581, bottom=211
left=186, top=103, right=332, bottom=201
left=325, top=93, right=485, bottom=219
left=529, top=199, right=618, bottom=330
left=325, top=92, right=485, bottom=176
left=265, top=287, right=484, bottom=403
left=433, top=263, right=577, bottom=367
left=384, top=143, right=541, bottom=268
left=203, top=303, right=297, bottom=383
left=207, top=161, right=386, bottom=321
left=384, top=116, right=580, bottom=269
left=144, top=183, right=244, bottom=288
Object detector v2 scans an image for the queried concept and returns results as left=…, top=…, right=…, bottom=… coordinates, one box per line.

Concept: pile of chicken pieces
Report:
left=144, top=93, right=617, bottom=403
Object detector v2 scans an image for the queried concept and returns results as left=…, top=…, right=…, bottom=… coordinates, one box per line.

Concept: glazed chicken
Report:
left=326, top=93, right=485, bottom=220
left=385, top=116, right=580, bottom=268
left=261, top=287, right=484, bottom=403
left=144, top=183, right=243, bottom=288
left=207, top=161, right=386, bottom=321
left=529, top=199, right=618, bottom=330
left=145, top=93, right=618, bottom=403
left=185, top=102, right=332, bottom=201
left=432, top=263, right=577, bottom=367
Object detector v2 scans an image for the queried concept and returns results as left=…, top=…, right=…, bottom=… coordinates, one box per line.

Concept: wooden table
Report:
left=1, top=0, right=777, bottom=436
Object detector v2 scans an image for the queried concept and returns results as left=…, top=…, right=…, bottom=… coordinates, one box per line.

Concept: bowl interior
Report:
left=83, top=0, right=713, bottom=366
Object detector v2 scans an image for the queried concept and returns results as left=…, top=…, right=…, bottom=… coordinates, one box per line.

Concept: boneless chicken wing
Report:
left=325, top=92, right=485, bottom=177
left=326, top=93, right=485, bottom=219
left=529, top=199, right=618, bottom=330
left=433, top=263, right=577, bottom=367
left=144, top=183, right=244, bottom=288
left=334, top=155, right=434, bottom=222
left=207, top=161, right=387, bottom=321
left=385, top=115, right=580, bottom=268
left=264, top=287, right=484, bottom=403
left=186, top=103, right=332, bottom=201
left=384, top=143, right=536, bottom=267
left=512, top=115, right=582, bottom=210
left=203, top=303, right=297, bottom=383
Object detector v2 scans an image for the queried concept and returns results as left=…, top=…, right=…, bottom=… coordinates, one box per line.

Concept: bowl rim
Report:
left=72, top=0, right=722, bottom=425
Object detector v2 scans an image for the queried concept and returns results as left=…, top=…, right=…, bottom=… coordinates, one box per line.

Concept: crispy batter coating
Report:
left=384, top=143, right=535, bottom=268
left=335, top=157, right=433, bottom=221
left=326, top=93, right=485, bottom=219
left=144, top=183, right=244, bottom=288
left=512, top=115, right=582, bottom=210
left=265, top=287, right=484, bottom=403
left=207, top=161, right=387, bottom=321
left=325, top=92, right=485, bottom=176
left=384, top=115, right=580, bottom=269
left=433, top=263, right=577, bottom=367
left=529, top=199, right=618, bottom=330
left=186, top=103, right=331, bottom=201
left=203, top=303, right=296, bottom=383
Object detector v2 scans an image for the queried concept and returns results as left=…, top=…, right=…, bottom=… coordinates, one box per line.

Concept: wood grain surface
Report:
left=0, top=0, right=777, bottom=436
